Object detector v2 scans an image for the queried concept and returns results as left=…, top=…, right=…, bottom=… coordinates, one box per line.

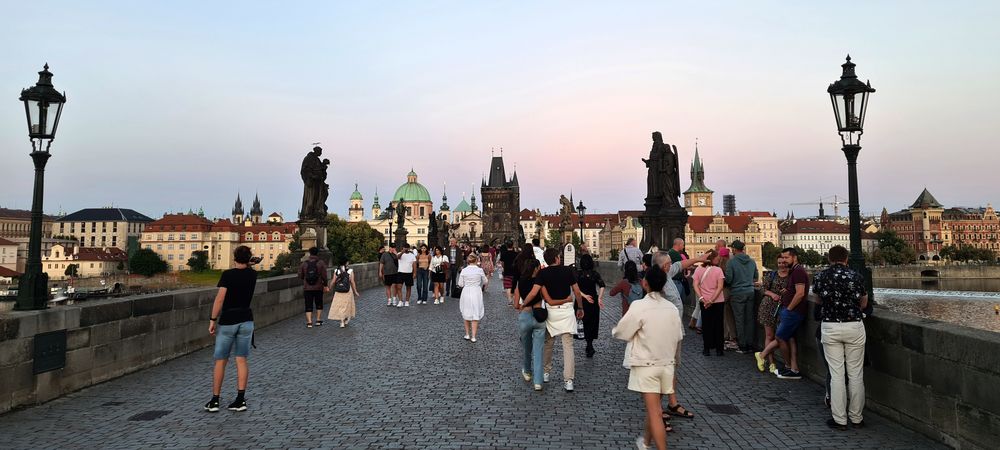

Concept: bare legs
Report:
left=763, top=325, right=777, bottom=366
left=463, top=320, right=480, bottom=339
left=643, top=393, right=668, bottom=450
left=305, top=311, right=313, bottom=325
left=212, top=357, right=248, bottom=396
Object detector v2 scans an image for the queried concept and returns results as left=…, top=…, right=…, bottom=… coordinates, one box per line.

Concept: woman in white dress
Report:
left=458, top=253, right=488, bottom=342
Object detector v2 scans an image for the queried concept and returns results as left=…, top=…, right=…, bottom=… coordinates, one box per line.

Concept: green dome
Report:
left=392, top=181, right=432, bottom=203
left=454, top=198, right=471, bottom=212
left=349, top=184, right=363, bottom=201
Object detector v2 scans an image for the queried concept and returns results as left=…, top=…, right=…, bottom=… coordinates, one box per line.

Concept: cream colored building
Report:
left=0, top=237, right=18, bottom=272
left=0, top=207, right=54, bottom=240
left=42, top=243, right=127, bottom=280
left=55, top=207, right=153, bottom=250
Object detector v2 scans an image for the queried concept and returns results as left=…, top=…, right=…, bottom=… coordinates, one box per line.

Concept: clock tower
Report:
left=683, top=144, right=714, bottom=216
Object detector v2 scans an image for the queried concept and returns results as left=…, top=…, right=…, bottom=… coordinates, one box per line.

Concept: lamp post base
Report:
left=14, top=270, right=49, bottom=311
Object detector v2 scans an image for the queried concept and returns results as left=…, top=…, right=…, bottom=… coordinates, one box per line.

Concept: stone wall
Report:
left=0, top=262, right=380, bottom=415
left=595, top=260, right=999, bottom=449
left=874, top=265, right=1000, bottom=279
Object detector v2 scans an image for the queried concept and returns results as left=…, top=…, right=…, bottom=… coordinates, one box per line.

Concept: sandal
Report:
left=667, top=403, right=695, bottom=419
left=306, top=323, right=313, bottom=328
left=660, top=417, right=674, bottom=433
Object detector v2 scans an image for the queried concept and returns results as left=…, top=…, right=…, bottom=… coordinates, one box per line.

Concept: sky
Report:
left=1, top=1, right=998, bottom=221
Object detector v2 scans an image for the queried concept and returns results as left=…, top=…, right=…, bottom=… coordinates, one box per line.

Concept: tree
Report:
left=761, top=242, right=781, bottom=270
left=186, top=250, right=210, bottom=272
left=941, top=244, right=997, bottom=263
left=64, top=264, right=79, bottom=278
left=267, top=251, right=299, bottom=277
left=326, top=214, right=385, bottom=265
left=792, top=246, right=825, bottom=267
left=545, top=229, right=581, bottom=250
left=130, top=248, right=169, bottom=277
left=872, top=230, right=917, bottom=265
left=116, top=261, right=125, bottom=271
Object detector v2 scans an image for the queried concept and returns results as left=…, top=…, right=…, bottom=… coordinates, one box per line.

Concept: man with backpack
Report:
left=298, top=247, right=328, bottom=328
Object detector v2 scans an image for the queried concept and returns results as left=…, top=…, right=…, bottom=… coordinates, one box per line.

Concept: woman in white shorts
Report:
left=613, top=264, right=683, bottom=450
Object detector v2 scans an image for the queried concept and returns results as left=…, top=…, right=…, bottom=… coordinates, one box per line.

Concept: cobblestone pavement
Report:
left=0, top=278, right=943, bottom=449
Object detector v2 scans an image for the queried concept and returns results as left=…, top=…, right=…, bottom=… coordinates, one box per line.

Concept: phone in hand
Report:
left=249, top=256, right=263, bottom=265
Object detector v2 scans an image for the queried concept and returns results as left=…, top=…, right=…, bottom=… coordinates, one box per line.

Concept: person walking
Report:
left=458, top=254, right=488, bottom=342
left=298, top=247, right=328, bottom=328
left=479, top=244, right=495, bottom=278
left=725, top=240, right=759, bottom=354
left=446, top=238, right=464, bottom=297
left=576, top=254, right=606, bottom=358
left=693, top=250, right=725, bottom=356
left=379, top=246, right=399, bottom=306
left=397, top=243, right=417, bottom=307
left=498, top=241, right=518, bottom=306
left=513, top=258, right=546, bottom=391
left=205, top=245, right=259, bottom=413
left=430, top=246, right=449, bottom=305
left=759, top=255, right=788, bottom=375
left=531, top=238, right=547, bottom=268
left=328, top=259, right=358, bottom=328
left=618, top=237, right=643, bottom=271
left=610, top=260, right=644, bottom=317
left=522, top=248, right=593, bottom=392
left=415, top=244, right=431, bottom=304
left=813, top=245, right=869, bottom=430
left=612, top=264, right=683, bottom=450
left=755, top=248, right=809, bottom=379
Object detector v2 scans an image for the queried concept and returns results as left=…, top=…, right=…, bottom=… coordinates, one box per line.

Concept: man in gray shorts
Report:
left=380, top=246, right=399, bottom=306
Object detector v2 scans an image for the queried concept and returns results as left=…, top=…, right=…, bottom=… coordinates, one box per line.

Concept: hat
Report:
left=718, top=248, right=731, bottom=257
left=731, top=240, right=745, bottom=251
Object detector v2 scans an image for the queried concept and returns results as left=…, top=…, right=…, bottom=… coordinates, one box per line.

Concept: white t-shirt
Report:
left=397, top=251, right=417, bottom=273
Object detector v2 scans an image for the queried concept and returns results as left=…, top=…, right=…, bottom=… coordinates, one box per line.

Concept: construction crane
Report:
left=790, top=195, right=846, bottom=219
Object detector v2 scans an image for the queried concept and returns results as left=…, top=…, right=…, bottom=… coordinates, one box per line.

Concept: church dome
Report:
left=349, top=184, right=363, bottom=201
left=391, top=171, right=432, bottom=203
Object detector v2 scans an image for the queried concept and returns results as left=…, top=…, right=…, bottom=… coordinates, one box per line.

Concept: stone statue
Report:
left=642, top=132, right=681, bottom=209
left=299, top=146, right=329, bottom=220
left=427, top=212, right=439, bottom=248
left=558, top=195, right=573, bottom=230
left=395, top=199, right=406, bottom=231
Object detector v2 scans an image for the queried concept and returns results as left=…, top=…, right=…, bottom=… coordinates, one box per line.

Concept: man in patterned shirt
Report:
left=812, top=245, right=869, bottom=430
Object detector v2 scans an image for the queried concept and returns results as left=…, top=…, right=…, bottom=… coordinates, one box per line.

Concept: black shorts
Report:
left=304, top=290, right=323, bottom=312
left=431, top=271, right=446, bottom=283
left=398, top=272, right=414, bottom=287
left=383, top=273, right=398, bottom=286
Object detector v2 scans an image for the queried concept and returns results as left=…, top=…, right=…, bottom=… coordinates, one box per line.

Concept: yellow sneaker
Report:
left=754, top=352, right=766, bottom=372
left=769, top=363, right=778, bottom=375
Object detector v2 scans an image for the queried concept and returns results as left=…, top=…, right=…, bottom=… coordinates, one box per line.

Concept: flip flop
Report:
left=660, top=417, right=674, bottom=433
left=667, top=403, right=695, bottom=418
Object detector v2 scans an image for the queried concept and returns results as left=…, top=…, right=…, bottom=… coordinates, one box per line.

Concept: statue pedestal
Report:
left=297, top=220, right=332, bottom=264
left=394, top=228, right=409, bottom=249
left=640, top=206, right=687, bottom=252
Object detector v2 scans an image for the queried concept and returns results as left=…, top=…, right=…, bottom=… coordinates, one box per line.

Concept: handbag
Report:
left=532, top=306, right=548, bottom=323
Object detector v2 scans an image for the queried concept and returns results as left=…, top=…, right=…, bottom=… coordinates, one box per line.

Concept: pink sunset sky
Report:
left=1, top=1, right=998, bottom=220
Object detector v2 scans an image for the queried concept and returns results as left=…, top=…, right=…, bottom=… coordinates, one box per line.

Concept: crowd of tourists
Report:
left=201, top=235, right=872, bottom=449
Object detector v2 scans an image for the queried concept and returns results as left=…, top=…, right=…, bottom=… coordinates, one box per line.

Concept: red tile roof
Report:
left=0, top=237, right=17, bottom=246
left=739, top=211, right=775, bottom=218
left=687, top=215, right=753, bottom=233
left=519, top=209, right=537, bottom=220
left=0, top=266, right=21, bottom=277
left=76, top=247, right=128, bottom=262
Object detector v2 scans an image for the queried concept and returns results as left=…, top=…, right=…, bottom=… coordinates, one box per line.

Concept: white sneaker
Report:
left=396, top=301, right=404, bottom=308
left=543, top=373, right=550, bottom=383
left=533, top=384, right=543, bottom=391
left=471, top=337, right=477, bottom=343
left=404, top=301, right=410, bottom=307
left=564, top=380, right=574, bottom=392
left=463, top=334, right=470, bottom=340
left=433, top=298, right=439, bottom=305
left=521, top=371, right=531, bottom=382
left=635, top=436, right=650, bottom=450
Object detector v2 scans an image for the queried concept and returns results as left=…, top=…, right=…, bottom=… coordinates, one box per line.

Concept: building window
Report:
left=246, top=232, right=253, bottom=241
left=259, top=232, right=266, bottom=240
left=272, top=232, right=280, bottom=240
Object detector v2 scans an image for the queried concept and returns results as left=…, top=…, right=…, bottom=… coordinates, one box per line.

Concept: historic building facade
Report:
left=882, top=188, right=999, bottom=261
left=480, top=155, right=520, bottom=246
left=54, top=207, right=153, bottom=251
left=42, top=244, right=128, bottom=280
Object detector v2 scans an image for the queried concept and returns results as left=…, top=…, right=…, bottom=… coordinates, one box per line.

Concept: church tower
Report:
left=250, top=193, right=263, bottom=224
left=232, top=194, right=245, bottom=224
left=683, top=144, right=714, bottom=216
left=349, top=184, right=364, bottom=222
left=439, top=185, right=451, bottom=224
left=480, top=152, right=521, bottom=245
left=371, top=188, right=382, bottom=220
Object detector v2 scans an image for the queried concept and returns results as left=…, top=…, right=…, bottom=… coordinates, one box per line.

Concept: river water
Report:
left=873, top=278, right=1000, bottom=333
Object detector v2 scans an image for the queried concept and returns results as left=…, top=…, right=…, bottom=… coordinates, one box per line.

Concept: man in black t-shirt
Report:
left=205, top=245, right=259, bottom=413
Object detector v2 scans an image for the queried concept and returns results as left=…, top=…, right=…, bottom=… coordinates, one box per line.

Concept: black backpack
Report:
left=334, top=269, right=351, bottom=293
left=304, top=260, right=320, bottom=285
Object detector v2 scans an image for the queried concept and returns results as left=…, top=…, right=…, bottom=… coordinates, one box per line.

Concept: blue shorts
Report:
left=213, top=321, right=254, bottom=360
left=775, top=308, right=805, bottom=341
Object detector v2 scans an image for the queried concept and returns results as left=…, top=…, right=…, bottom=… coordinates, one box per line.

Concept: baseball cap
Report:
left=731, top=240, right=745, bottom=251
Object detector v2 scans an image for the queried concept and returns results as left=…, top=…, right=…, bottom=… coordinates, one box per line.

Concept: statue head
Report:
left=312, top=146, right=323, bottom=155
left=652, top=131, right=663, bottom=144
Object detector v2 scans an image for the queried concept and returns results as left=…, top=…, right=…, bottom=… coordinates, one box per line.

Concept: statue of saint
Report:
left=299, top=146, right=327, bottom=220
left=643, top=132, right=681, bottom=209
left=395, top=199, right=406, bottom=231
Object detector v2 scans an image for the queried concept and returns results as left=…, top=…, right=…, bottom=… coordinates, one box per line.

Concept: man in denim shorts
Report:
left=755, top=248, right=809, bottom=380
left=205, top=245, right=259, bottom=413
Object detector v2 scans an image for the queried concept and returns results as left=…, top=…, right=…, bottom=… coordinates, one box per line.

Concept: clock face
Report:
left=698, top=198, right=706, bottom=206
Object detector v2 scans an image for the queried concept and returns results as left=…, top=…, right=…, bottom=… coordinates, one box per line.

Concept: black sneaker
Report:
left=203, top=398, right=220, bottom=412
left=824, top=394, right=831, bottom=408
left=227, top=398, right=247, bottom=412
left=776, top=368, right=802, bottom=380
left=826, top=418, right=847, bottom=431
left=851, top=420, right=865, bottom=428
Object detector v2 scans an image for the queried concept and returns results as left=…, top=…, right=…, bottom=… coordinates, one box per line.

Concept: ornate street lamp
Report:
left=384, top=202, right=395, bottom=246
left=828, top=55, right=875, bottom=297
left=15, top=64, right=67, bottom=310
left=576, top=201, right=587, bottom=247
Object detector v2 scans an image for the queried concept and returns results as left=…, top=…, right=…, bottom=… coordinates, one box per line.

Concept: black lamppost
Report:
left=827, top=55, right=875, bottom=294
left=15, top=64, right=66, bottom=311
left=576, top=201, right=587, bottom=247
left=384, top=202, right=395, bottom=247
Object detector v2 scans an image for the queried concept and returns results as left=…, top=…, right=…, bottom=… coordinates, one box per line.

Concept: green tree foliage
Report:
left=761, top=242, right=781, bottom=270
left=792, top=246, right=826, bottom=267
left=266, top=252, right=299, bottom=277
left=545, top=229, right=581, bottom=250
left=186, top=250, right=210, bottom=272
left=130, top=248, right=169, bottom=277
left=940, top=244, right=997, bottom=263
left=868, top=230, right=917, bottom=265
left=116, top=261, right=125, bottom=271
left=326, top=214, right=385, bottom=265
left=63, top=263, right=79, bottom=278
